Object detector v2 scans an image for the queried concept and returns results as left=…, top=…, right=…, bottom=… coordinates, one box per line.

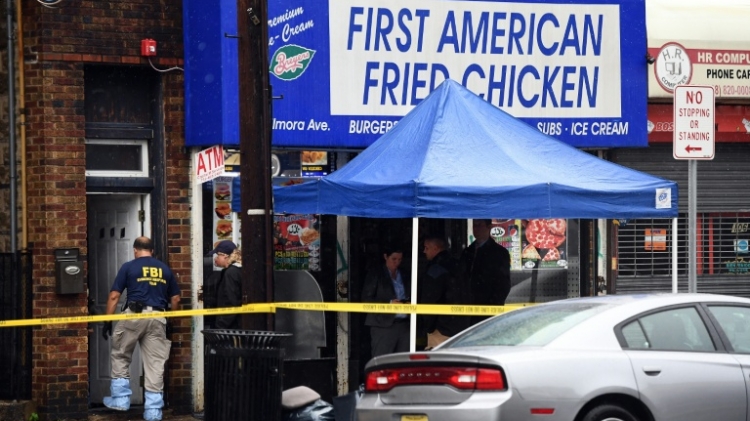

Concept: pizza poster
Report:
left=273, top=214, right=321, bottom=271
left=521, top=219, right=568, bottom=270
left=484, top=218, right=567, bottom=271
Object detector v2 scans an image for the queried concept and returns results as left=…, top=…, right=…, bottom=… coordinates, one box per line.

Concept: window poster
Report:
left=273, top=214, right=321, bottom=271
left=482, top=219, right=568, bottom=271
left=212, top=176, right=241, bottom=270
left=643, top=228, right=667, bottom=251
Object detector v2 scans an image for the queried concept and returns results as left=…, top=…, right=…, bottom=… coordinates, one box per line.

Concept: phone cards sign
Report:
left=267, top=0, right=647, bottom=149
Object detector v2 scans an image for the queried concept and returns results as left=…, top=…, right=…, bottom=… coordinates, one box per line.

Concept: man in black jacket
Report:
left=361, top=246, right=410, bottom=358
left=207, top=240, right=242, bottom=329
left=420, top=236, right=469, bottom=349
left=461, top=219, right=511, bottom=325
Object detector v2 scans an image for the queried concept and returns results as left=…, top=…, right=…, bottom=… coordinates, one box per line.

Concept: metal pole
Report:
left=688, top=160, right=697, bottom=293
left=7, top=0, right=17, bottom=254
left=672, top=217, right=678, bottom=293
left=409, top=217, right=419, bottom=352
left=238, top=0, right=273, bottom=330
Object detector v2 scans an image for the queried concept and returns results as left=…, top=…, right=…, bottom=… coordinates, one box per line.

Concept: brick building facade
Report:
left=1, top=1, right=194, bottom=418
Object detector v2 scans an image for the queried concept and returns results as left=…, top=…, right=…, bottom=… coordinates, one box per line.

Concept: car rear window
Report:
left=444, top=303, right=611, bottom=348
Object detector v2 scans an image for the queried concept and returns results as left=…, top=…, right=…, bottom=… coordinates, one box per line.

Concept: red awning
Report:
left=648, top=104, right=750, bottom=143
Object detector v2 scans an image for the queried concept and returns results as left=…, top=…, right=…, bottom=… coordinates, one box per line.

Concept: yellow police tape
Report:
left=0, top=302, right=534, bottom=328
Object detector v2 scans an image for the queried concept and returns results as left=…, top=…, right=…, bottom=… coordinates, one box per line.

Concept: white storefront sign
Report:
left=648, top=0, right=750, bottom=99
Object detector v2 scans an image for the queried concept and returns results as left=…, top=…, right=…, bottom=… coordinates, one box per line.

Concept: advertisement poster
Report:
left=643, top=228, right=667, bottom=251
left=274, top=214, right=321, bottom=271
left=212, top=176, right=241, bottom=270
left=483, top=218, right=568, bottom=271
left=489, top=219, right=523, bottom=270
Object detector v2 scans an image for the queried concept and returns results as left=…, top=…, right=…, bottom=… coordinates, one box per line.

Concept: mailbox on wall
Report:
left=55, top=248, right=84, bottom=294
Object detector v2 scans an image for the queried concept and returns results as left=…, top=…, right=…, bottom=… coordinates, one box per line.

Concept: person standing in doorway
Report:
left=461, top=219, right=511, bottom=325
left=102, top=236, right=181, bottom=421
left=420, top=236, right=468, bottom=349
left=362, top=245, right=410, bottom=358
left=207, top=240, right=243, bottom=329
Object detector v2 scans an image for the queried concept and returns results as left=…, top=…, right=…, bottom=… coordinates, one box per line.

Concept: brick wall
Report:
left=162, top=67, right=192, bottom=413
left=20, top=1, right=188, bottom=418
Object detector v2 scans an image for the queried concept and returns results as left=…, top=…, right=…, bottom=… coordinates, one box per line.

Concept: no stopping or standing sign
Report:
left=673, top=85, right=715, bottom=160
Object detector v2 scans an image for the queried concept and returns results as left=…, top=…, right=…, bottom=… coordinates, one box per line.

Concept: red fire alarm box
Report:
left=141, top=39, right=157, bottom=57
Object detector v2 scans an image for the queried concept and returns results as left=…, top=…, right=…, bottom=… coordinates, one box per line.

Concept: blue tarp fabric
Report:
left=267, top=79, right=677, bottom=219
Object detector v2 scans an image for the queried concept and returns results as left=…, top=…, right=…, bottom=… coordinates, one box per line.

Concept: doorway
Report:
left=87, top=194, right=148, bottom=405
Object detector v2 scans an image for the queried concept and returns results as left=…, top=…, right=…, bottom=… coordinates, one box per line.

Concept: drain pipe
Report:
left=7, top=0, right=17, bottom=253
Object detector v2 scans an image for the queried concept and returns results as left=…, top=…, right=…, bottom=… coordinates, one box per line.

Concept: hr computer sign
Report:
left=673, top=85, right=715, bottom=160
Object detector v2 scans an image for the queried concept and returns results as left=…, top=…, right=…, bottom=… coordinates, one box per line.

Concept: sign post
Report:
left=674, top=85, right=715, bottom=293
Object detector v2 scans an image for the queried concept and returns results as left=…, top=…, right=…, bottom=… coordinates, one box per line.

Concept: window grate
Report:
left=617, top=213, right=750, bottom=278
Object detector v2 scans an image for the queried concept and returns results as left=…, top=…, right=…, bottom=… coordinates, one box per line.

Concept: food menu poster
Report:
left=274, top=214, right=321, bottom=271
left=300, top=151, right=331, bottom=177
left=212, top=176, right=241, bottom=270
left=486, top=219, right=568, bottom=270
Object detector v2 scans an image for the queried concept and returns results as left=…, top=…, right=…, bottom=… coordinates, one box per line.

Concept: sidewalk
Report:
left=86, top=408, right=200, bottom=421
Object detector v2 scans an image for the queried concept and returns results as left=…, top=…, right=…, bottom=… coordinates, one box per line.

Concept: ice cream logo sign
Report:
left=270, top=44, right=316, bottom=81
left=654, top=42, right=692, bottom=92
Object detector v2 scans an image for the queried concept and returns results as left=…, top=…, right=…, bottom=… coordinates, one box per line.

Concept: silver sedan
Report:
left=357, top=293, right=750, bottom=421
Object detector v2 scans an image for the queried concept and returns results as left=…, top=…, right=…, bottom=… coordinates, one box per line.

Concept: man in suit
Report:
left=420, top=236, right=469, bottom=349
left=461, top=219, right=511, bottom=325
left=361, top=245, right=410, bottom=358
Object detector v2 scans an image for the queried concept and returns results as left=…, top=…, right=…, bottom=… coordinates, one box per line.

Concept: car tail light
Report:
left=365, top=366, right=506, bottom=392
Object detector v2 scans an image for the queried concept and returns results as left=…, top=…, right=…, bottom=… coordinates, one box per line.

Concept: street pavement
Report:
left=85, top=407, right=200, bottom=421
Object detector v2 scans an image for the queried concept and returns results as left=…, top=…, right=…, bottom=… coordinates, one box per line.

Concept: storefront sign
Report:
left=195, top=145, right=225, bottom=183
left=183, top=0, right=648, bottom=149
left=646, top=103, right=750, bottom=143
left=647, top=2, right=750, bottom=100
left=650, top=43, right=750, bottom=99
left=275, top=0, right=645, bottom=149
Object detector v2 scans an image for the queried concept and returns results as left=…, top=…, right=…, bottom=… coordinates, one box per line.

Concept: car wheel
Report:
left=582, top=403, right=639, bottom=421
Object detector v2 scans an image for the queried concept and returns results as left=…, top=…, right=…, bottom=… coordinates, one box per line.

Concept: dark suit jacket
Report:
left=419, top=251, right=469, bottom=337
left=215, top=264, right=242, bottom=329
left=461, top=239, right=511, bottom=305
left=361, top=265, right=410, bottom=328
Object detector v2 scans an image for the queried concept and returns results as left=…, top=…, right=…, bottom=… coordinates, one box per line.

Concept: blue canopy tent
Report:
left=235, top=79, right=679, bottom=351
left=270, top=80, right=677, bottom=219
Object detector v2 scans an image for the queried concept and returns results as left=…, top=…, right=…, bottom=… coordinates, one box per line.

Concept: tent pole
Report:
left=410, top=217, right=419, bottom=352
left=672, top=217, right=678, bottom=293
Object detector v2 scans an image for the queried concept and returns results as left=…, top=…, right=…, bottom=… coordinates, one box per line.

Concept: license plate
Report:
left=401, top=415, right=428, bottom=421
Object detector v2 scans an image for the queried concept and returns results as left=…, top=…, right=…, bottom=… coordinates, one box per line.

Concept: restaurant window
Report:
left=617, top=213, right=750, bottom=277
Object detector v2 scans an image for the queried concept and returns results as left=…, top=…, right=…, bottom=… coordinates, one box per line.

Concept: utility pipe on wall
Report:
left=7, top=0, right=17, bottom=253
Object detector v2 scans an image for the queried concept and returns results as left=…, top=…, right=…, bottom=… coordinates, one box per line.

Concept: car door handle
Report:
left=642, top=366, right=662, bottom=376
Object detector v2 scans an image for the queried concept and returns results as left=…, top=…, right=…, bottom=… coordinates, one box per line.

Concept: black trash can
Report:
left=203, top=329, right=292, bottom=421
